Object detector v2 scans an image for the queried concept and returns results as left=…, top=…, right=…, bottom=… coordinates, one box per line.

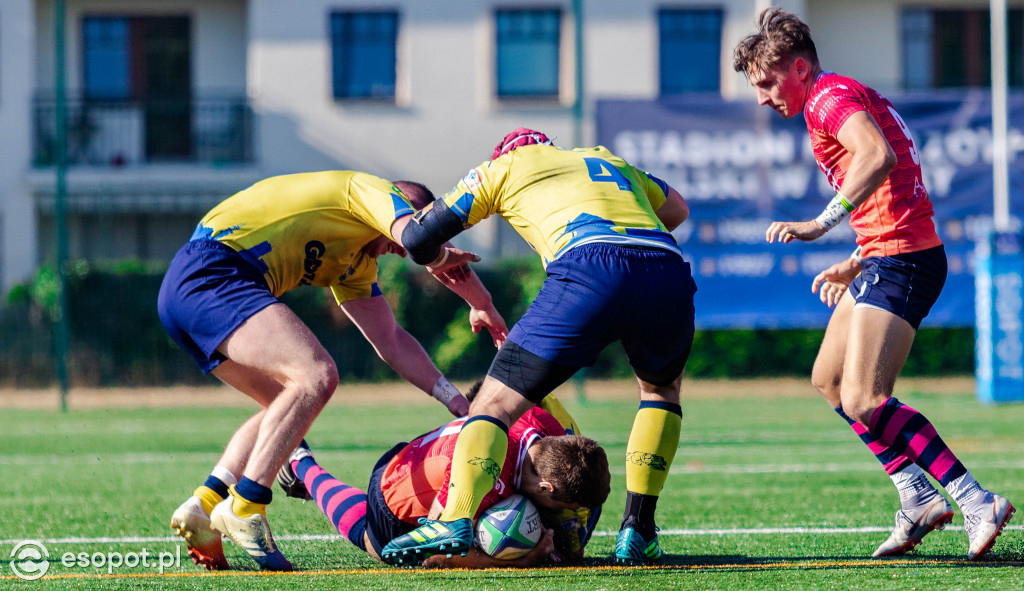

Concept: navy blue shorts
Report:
left=505, top=243, right=696, bottom=381
left=157, top=238, right=279, bottom=373
left=849, top=245, right=946, bottom=330
left=364, top=442, right=412, bottom=556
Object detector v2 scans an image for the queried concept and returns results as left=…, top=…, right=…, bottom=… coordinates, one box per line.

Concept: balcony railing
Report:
left=33, top=95, right=254, bottom=167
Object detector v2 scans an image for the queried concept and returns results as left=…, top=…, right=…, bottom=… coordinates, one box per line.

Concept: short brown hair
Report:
left=532, top=435, right=610, bottom=509
left=393, top=180, right=435, bottom=210
left=733, top=7, right=818, bottom=77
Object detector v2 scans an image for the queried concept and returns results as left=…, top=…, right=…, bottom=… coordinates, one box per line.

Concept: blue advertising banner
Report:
left=597, top=91, right=1024, bottom=329
left=976, top=232, right=1024, bottom=403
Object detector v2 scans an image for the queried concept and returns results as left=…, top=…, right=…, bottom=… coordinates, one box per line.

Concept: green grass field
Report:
left=2, top=381, right=1023, bottom=589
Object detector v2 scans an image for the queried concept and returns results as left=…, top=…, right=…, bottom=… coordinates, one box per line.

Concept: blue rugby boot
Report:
left=381, top=518, right=473, bottom=566
left=614, top=526, right=663, bottom=565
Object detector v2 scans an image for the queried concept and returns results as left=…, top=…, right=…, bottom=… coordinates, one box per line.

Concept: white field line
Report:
left=5, top=451, right=1024, bottom=474
left=3, top=525, right=1023, bottom=547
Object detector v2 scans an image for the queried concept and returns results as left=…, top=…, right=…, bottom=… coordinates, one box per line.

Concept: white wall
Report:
left=1, top=0, right=37, bottom=293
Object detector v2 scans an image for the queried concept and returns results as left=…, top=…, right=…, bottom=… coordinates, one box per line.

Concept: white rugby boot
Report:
left=964, top=491, right=1014, bottom=560
left=872, top=492, right=953, bottom=557
left=209, top=494, right=293, bottom=571
left=170, top=495, right=230, bottom=570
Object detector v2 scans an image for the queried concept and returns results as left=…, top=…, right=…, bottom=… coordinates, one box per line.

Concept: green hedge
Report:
left=0, top=258, right=975, bottom=388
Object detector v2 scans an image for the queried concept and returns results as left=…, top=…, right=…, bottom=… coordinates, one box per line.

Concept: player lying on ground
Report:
left=276, top=394, right=609, bottom=568
left=733, top=7, right=1014, bottom=559
left=382, top=128, right=695, bottom=566
left=159, top=172, right=508, bottom=571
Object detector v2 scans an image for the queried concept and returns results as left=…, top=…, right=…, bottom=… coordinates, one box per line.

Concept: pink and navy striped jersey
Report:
left=380, top=407, right=565, bottom=525
left=804, top=72, right=942, bottom=258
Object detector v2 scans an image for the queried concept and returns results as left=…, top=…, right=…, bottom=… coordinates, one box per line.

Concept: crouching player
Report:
left=277, top=398, right=609, bottom=568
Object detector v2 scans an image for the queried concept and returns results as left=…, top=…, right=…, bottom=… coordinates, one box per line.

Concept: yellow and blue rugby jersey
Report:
left=193, top=171, right=414, bottom=303
left=441, top=144, right=680, bottom=266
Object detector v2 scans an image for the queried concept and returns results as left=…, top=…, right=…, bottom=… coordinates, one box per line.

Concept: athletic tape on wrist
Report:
left=815, top=193, right=854, bottom=231
left=431, top=376, right=460, bottom=407
left=428, top=248, right=450, bottom=269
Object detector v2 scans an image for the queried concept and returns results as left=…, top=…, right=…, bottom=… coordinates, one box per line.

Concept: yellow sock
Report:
left=625, top=402, right=682, bottom=496
left=229, top=484, right=268, bottom=518
left=193, top=485, right=224, bottom=516
left=439, top=416, right=509, bottom=521
left=540, top=394, right=582, bottom=435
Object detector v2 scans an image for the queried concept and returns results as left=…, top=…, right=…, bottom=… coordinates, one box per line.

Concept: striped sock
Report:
left=868, top=397, right=967, bottom=487
left=293, top=457, right=367, bottom=550
left=834, top=405, right=913, bottom=475
left=440, top=415, right=509, bottom=521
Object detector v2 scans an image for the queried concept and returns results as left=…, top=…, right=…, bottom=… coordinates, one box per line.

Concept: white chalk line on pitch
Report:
left=4, top=451, right=1024, bottom=474
left=3, top=525, right=1023, bottom=546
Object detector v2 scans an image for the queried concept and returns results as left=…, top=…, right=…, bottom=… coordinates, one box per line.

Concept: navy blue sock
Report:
left=202, top=475, right=230, bottom=499
left=235, top=476, right=273, bottom=504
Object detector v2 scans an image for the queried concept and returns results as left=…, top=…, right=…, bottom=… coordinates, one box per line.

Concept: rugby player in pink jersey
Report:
left=275, top=403, right=609, bottom=568
left=734, top=7, right=1013, bottom=560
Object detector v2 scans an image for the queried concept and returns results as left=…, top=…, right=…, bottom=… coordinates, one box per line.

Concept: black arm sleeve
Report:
left=401, top=200, right=467, bottom=265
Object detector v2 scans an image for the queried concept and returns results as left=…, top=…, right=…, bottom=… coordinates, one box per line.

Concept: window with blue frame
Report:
left=901, top=8, right=1024, bottom=89
left=82, top=16, right=190, bottom=100
left=83, top=17, right=131, bottom=99
left=495, top=8, right=561, bottom=98
left=658, top=8, right=723, bottom=95
left=330, top=11, right=398, bottom=100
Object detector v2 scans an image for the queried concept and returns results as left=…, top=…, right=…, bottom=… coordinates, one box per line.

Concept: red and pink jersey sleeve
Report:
left=435, top=407, right=565, bottom=518
left=804, top=73, right=942, bottom=257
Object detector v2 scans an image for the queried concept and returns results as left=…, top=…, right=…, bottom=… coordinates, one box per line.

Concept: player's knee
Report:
left=810, top=369, right=840, bottom=401
left=468, top=383, right=531, bottom=426
left=296, top=359, right=339, bottom=406
left=637, top=377, right=681, bottom=404
left=840, top=395, right=878, bottom=426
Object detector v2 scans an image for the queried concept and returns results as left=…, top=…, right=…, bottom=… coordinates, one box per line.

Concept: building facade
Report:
left=1, top=0, right=1021, bottom=293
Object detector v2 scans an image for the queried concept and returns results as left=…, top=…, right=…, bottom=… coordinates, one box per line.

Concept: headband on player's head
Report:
left=492, top=128, right=553, bottom=160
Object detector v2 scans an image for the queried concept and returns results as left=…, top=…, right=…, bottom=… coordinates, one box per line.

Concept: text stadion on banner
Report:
left=596, top=92, right=1024, bottom=330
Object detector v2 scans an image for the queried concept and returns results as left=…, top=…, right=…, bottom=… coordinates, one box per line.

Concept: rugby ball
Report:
left=475, top=494, right=542, bottom=559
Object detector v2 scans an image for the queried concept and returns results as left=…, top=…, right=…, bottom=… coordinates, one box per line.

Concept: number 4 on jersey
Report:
left=585, top=158, right=632, bottom=191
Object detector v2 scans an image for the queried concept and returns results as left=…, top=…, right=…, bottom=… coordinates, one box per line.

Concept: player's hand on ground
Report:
left=446, top=393, right=470, bottom=417
left=812, top=258, right=862, bottom=308
left=766, top=220, right=826, bottom=243
left=470, top=305, right=508, bottom=348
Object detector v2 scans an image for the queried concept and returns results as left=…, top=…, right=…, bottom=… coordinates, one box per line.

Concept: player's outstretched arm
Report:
left=425, top=255, right=508, bottom=349
left=341, top=295, right=469, bottom=416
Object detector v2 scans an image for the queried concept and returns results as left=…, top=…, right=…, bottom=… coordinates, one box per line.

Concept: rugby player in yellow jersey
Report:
left=157, top=171, right=508, bottom=571
left=382, top=129, right=696, bottom=566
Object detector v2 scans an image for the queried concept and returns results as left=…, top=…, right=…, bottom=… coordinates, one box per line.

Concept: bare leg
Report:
left=839, top=306, right=915, bottom=424
left=216, top=303, right=338, bottom=487
left=209, top=360, right=286, bottom=477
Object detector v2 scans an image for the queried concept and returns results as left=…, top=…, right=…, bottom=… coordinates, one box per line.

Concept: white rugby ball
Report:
left=475, top=493, right=542, bottom=559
